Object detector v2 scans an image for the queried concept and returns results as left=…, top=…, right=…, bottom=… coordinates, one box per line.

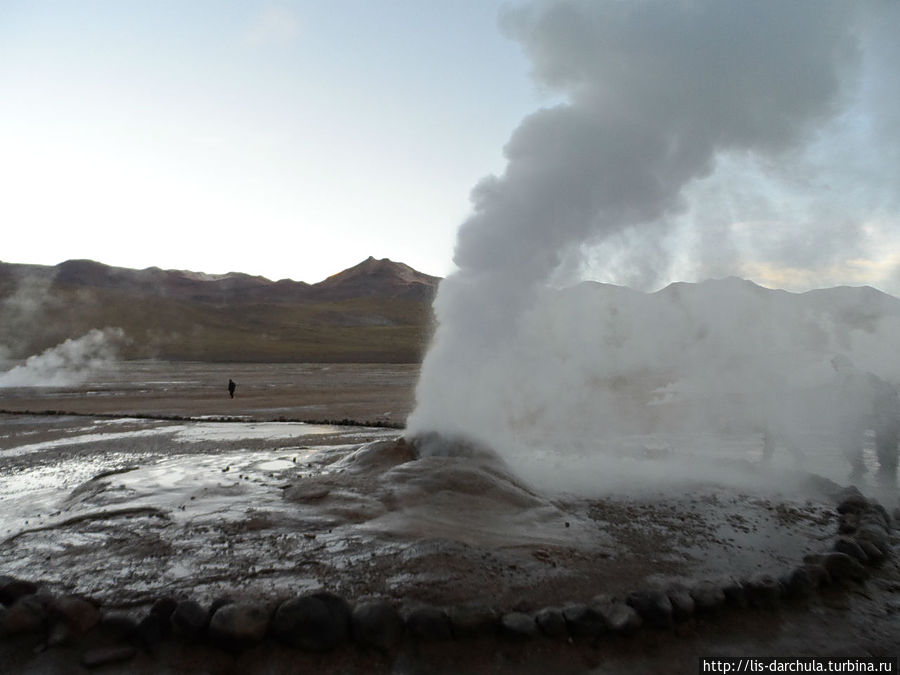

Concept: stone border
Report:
left=1, top=486, right=896, bottom=669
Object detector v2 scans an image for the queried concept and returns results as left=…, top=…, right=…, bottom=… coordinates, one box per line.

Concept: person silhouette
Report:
left=228, top=379, right=236, bottom=399
left=831, top=355, right=899, bottom=483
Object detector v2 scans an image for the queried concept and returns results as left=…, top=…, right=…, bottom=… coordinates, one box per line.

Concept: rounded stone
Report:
left=170, top=600, right=209, bottom=640
left=404, top=605, right=452, bottom=641
left=595, top=600, right=642, bottom=634
left=500, top=612, right=538, bottom=640
left=0, top=578, right=38, bottom=607
left=150, top=597, right=178, bottom=620
left=855, top=526, right=891, bottom=557
left=208, top=595, right=235, bottom=618
left=746, top=575, right=781, bottom=609
left=721, top=579, right=749, bottom=608
left=857, top=539, right=886, bottom=564
left=803, top=562, right=831, bottom=587
left=2, top=596, right=46, bottom=634
left=690, top=581, right=726, bottom=612
left=865, top=503, right=891, bottom=529
left=272, top=592, right=352, bottom=651
left=534, top=607, right=568, bottom=638
left=209, top=603, right=269, bottom=649
left=838, top=512, right=860, bottom=534
left=562, top=604, right=606, bottom=637
left=50, top=596, right=101, bottom=634
left=100, top=611, right=139, bottom=640
left=352, top=599, right=404, bottom=651
left=782, top=566, right=818, bottom=598
left=823, top=552, right=869, bottom=582
left=626, top=590, right=672, bottom=628
left=836, top=489, right=868, bottom=514
left=859, top=515, right=890, bottom=536
left=447, top=604, right=499, bottom=638
left=136, top=613, right=166, bottom=649
left=666, top=586, right=696, bottom=621
left=834, top=536, right=869, bottom=564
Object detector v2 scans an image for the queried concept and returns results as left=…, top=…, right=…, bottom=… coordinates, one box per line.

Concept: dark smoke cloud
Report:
left=409, top=1, right=899, bottom=493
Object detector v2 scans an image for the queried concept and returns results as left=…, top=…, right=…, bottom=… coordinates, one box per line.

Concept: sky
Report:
left=0, top=1, right=543, bottom=283
left=2, top=1, right=899, bottom=293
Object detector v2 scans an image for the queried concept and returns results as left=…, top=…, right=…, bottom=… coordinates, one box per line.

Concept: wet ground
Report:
left=1, top=411, right=848, bottom=611
left=0, top=361, right=419, bottom=424
left=1, top=361, right=899, bottom=672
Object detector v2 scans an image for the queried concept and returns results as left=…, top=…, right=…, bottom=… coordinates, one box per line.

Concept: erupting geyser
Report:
left=408, top=0, right=900, bottom=493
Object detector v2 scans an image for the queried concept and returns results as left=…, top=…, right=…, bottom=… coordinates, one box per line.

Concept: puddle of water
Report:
left=256, top=459, right=297, bottom=471
left=2, top=427, right=182, bottom=456
left=0, top=421, right=360, bottom=457
left=91, top=418, right=147, bottom=426
left=171, top=422, right=343, bottom=443
left=0, top=415, right=365, bottom=537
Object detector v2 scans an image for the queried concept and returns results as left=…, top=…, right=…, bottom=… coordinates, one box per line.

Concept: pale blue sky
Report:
left=0, top=1, right=541, bottom=281
left=2, top=1, right=899, bottom=294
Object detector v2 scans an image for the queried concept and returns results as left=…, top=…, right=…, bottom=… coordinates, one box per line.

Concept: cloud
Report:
left=245, top=6, right=299, bottom=47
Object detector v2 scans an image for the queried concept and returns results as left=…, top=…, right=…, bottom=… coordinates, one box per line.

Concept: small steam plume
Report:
left=409, top=1, right=900, bottom=493
left=0, top=328, right=126, bottom=388
left=0, top=268, right=59, bottom=361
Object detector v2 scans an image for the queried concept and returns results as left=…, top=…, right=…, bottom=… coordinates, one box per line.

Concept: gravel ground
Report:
left=1, top=362, right=898, bottom=673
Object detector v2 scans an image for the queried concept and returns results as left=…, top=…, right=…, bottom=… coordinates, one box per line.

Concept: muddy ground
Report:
left=0, top=362, right=898, bottom=673
left=0, top=361, right=419, bottom=424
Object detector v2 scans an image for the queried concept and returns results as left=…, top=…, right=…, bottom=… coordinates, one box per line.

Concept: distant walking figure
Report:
left=228, top=379, right=236, bottom=399
left=831, top=354, right=899, bottom=483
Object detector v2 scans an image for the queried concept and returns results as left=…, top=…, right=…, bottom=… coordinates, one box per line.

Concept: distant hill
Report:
left=4, top=258, right=898, bottom=368
left=566, top=276, right=900, bottom=384
left=0, top=257, right=440, bottom=362
left=314, top=256, right=438, bottom=302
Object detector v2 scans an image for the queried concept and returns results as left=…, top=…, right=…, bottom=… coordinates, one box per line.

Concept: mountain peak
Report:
left=0, top=256, right=440, bottom=362
left=18, top=256, right=439, bottom=304
left=314, top=257, right=439, bottom=301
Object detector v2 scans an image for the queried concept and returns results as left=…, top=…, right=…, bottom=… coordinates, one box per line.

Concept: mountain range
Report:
left=3, top=256, right=900, bottom=367
left=0, top=257, right=439, bottom=362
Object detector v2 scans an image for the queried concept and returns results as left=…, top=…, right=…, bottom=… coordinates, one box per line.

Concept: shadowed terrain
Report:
left=0, top=257, right=438, bottom=363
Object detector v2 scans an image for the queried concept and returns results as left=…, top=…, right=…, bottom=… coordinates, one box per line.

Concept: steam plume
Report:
left=0, top=328, right=126, bottom=387
left=409, top=1, right=900, bottom=492
left=0, top=268, right=58, bottom=360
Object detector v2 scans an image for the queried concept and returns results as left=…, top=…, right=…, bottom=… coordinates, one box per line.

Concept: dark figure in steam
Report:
left=760, top=370, right=805, bottom=466
left=228, top=379, right=236, bottom=399
left=831, top=355, right=899, bottom=483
